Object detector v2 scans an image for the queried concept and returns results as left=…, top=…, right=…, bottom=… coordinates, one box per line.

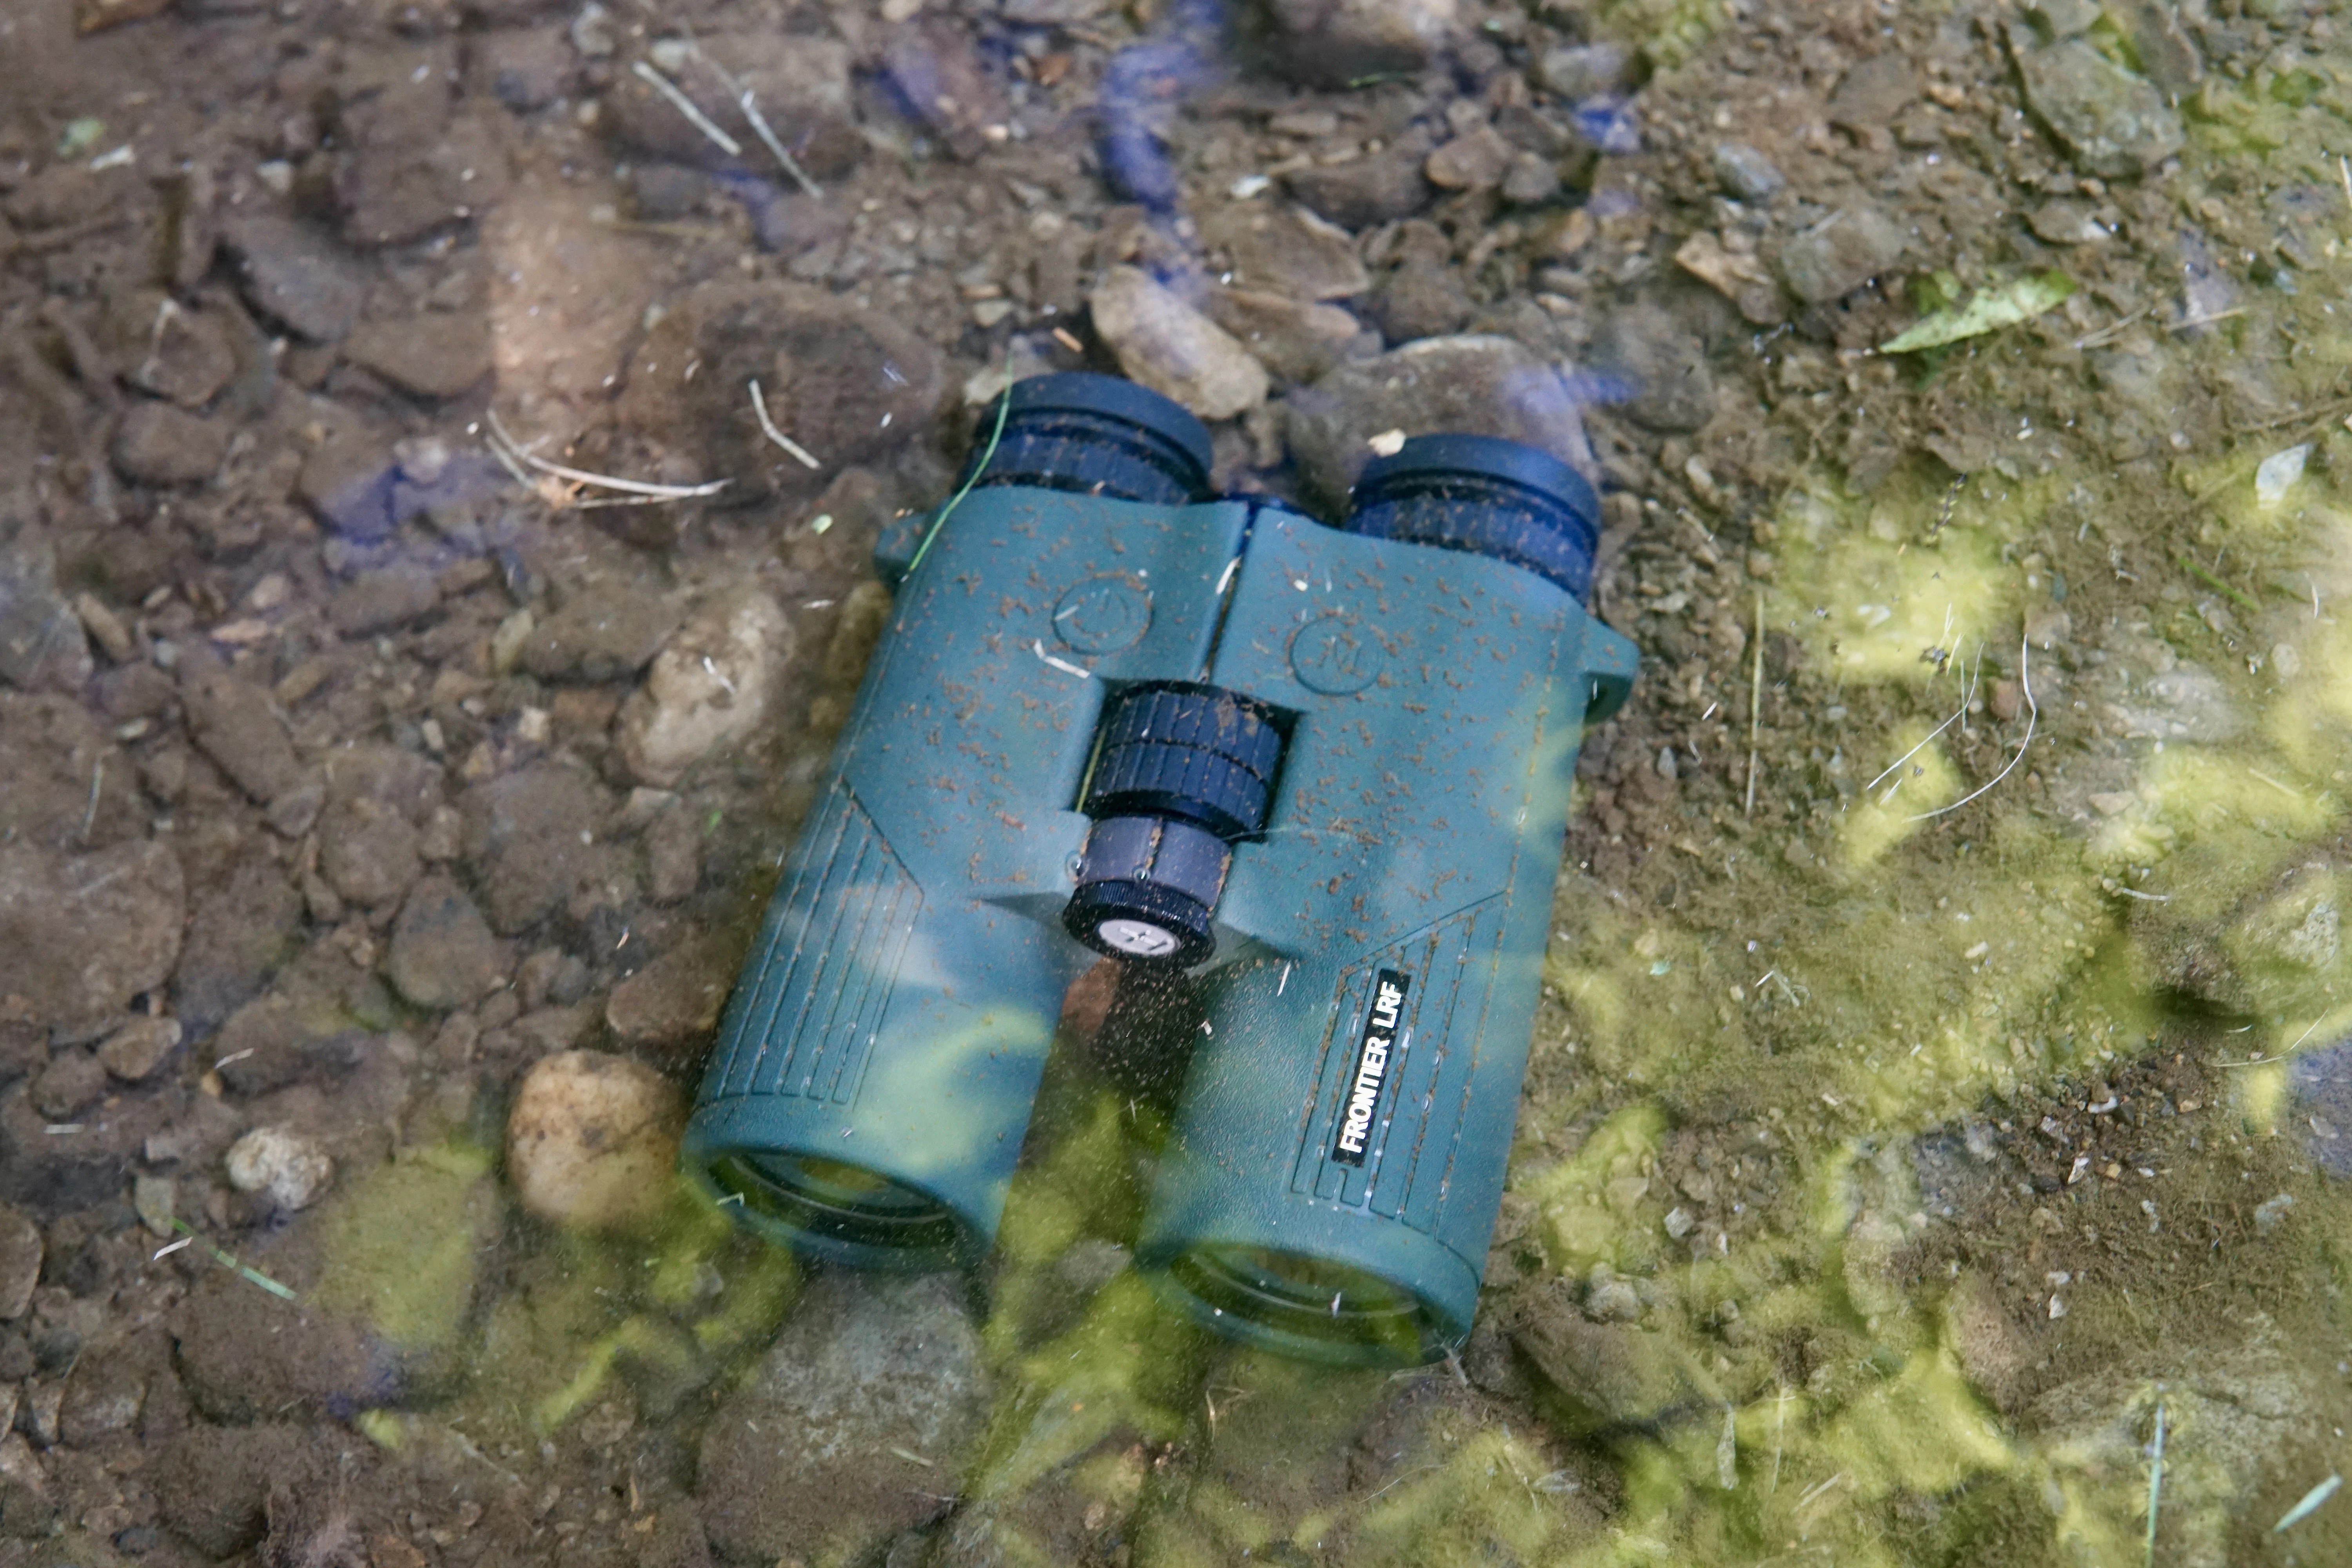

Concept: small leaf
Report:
left=1912, top=269, right=1963, bottom=314
left=1880, top=270, right=2078, bottom=354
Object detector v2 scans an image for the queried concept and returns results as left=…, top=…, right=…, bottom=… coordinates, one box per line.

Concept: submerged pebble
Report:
left=225, top=1126, right=335, bottom=1212
left=505, top=1050, right=683, bottom=1232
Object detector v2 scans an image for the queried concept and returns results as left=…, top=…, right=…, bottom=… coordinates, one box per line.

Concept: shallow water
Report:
left=3, top=0, right=2352, bottom=1563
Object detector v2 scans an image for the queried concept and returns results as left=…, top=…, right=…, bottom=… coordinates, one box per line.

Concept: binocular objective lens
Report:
left=705, top=1152, right=966, bottom=1264
left=1163, top=1245, right=1441, bottom=1365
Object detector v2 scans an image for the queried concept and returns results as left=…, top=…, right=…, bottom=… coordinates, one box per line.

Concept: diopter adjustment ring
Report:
left=1082, top=684, right=1283, bottom=843
left=1063, top=876, right=1217, bottom=968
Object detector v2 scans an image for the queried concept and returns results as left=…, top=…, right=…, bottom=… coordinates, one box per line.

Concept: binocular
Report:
left=683, top=372, right=1635, bottom=1366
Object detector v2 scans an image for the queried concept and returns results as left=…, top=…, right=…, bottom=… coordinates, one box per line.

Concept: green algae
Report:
left=313, top=1142, right=499, bottom=1358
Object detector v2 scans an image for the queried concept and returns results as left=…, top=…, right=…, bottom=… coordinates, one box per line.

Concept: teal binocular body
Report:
left=684, top=374, right=1635, bottom=1365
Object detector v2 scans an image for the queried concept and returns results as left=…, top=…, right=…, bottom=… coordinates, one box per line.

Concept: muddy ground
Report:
left=3, top=0, right=2352, bottom=1561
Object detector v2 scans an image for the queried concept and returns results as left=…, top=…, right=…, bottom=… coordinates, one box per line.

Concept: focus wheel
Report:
left=1096, top=684, right=1284, bottom=778
left=1082, top=685, right=1282, bottom=842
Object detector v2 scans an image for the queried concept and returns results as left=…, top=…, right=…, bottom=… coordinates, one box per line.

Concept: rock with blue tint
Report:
left=1099, top=111, right=1183, bottom=212
left=296, top=407, right=510, bottom=540
left=2294, top=1043, right=2352, bottom=1177
left=1096, top=33, right=1214, bottom=212
left=1572, top=94, right=1642, bottom=156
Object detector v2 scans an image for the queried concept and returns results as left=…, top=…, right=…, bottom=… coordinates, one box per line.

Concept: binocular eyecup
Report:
left=1350, top=433, right=1601, bottom=599
left=963, top=371, right=1217, bottom=505
left=960, top=376, right=1604, bottom=605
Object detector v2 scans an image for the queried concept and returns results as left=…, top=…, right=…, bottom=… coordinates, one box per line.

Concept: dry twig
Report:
left=1743, top=589, right=1764, bottom=817
left=483, top=411, right=728, bottom=501
left=630, top=59, right=741, bottom=157
left=1909, top=637, right=2035, bottom=822
left=748, top=379, right=821, bottom=469
left=682, top=44, right=823, bottom=198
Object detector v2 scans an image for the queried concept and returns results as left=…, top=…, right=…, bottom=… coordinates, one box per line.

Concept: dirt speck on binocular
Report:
left=2, top=0, right=2350, bottom=1562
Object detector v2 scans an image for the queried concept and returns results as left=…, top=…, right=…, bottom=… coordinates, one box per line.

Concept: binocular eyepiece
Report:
left=685, top=372, right=1635, bottom=1365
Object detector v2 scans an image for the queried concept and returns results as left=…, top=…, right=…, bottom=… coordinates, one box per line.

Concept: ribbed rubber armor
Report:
left=1346, top=434, right=1602, bottom=601
left=1083, top=684, right=1282, bottom=842
left=966, top=372, right=1215, bottom=505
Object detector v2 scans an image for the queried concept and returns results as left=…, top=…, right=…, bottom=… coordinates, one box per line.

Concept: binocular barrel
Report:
left=683, top=372, right=1635, bottom=1363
